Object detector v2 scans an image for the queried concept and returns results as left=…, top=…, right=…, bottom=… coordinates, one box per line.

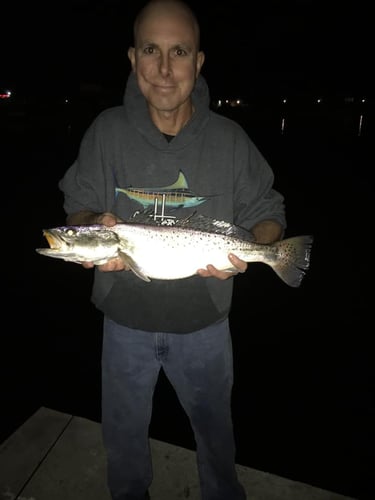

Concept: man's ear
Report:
left=128, top=47, right=136, bottom=71
left=196, top=50, right=205, bottom=76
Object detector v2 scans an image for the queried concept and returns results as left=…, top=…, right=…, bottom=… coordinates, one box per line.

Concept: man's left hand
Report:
left=197, top=253, right=247, bottom=280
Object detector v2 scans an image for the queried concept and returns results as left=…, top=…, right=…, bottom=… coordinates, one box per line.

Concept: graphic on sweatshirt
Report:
left=115, top=170, right=208, bottom=209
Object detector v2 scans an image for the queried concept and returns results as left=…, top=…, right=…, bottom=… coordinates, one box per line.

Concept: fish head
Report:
left=36, top=225, right=122, bottom=264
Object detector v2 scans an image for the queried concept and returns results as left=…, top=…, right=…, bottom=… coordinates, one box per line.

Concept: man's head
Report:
left=128, top=0, right=205, bottom=117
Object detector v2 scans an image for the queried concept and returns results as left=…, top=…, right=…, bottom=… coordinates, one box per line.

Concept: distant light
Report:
left=281, top=117, right=286, bottom=135
left=0, top=89, right=11, bottom=99
left=282, top=98, right=287, bottom=104
left=358, top=114, right=363, bottom=136
left=64, top=98, right=69, bottom=104
left=316, top=98, right=322, bottom=104
left=361, top=98, right=366, bottom=104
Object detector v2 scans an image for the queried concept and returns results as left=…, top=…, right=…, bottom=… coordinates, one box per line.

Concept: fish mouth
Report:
left=43, top=230, right=64, bottom=249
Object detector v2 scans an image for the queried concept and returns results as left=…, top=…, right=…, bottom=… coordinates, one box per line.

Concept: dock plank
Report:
left=0, top=407, right=357, bottom=500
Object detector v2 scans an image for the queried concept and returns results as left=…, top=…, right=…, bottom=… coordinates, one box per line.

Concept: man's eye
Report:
left=144, top=46, right=155, bottom=54
left=175, top=48, right=187, bottom=56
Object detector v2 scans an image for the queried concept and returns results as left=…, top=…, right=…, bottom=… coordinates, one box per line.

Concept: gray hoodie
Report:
left=59, top=72, right=286, bottom=333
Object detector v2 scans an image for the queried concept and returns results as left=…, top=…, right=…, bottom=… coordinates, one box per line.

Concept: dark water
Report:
left=1, top=98, right=374, bottom=499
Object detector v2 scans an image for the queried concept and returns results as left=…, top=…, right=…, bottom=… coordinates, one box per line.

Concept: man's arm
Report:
left=66, top=210, right=121, bottom=227
left=251, top=219, right=284, bottom=244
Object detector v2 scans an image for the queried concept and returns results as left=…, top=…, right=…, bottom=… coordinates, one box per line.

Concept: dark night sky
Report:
left=2, top=0, right=373, bottom=98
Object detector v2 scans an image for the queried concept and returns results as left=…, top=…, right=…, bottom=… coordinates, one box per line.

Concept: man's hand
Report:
left=82, top=257, right=128, bottom=272
left=197, top=253, right=247, bottom=280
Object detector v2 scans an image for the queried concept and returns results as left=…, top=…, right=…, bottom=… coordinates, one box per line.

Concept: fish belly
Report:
left=119, top=228, right=242, bottom=280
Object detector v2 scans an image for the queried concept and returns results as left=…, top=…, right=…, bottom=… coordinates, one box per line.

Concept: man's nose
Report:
left=159, top=53, right=172, bottom=76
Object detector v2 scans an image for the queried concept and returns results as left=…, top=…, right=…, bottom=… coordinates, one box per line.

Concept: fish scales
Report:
left=113, top=223, right=261, bottom=280
left=36, top=211, right=313, bottom=287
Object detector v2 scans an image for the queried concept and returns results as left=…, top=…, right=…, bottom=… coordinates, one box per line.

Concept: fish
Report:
left=115, top=171, right=209, bottom=208
left=35, top=211, right=313, bottom=287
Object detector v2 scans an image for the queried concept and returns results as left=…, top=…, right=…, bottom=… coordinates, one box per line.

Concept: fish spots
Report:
left=36, top=212, right=313, bottom=286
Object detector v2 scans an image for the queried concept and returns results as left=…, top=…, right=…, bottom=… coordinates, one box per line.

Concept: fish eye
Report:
left=66, top=228, right=75, bottom=236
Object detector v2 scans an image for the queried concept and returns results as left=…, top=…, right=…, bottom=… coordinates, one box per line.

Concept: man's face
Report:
left=128, top=8, right=204, bottom=114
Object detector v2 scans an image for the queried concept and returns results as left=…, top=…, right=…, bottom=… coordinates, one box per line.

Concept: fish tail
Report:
left=271, top=235, right=313, bottom=287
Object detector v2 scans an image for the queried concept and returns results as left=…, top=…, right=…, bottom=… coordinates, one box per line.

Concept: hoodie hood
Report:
left=123, top=71, right=211, bottom=150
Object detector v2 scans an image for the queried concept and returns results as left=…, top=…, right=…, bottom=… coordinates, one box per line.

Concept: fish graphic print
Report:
left=115, top=171, right=209, bottom=209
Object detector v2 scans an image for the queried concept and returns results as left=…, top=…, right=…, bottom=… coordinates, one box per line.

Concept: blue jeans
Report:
left=101, top=317, right=246, bottom=500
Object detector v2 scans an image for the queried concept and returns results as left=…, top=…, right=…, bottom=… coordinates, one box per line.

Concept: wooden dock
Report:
left=0, top=407, right=357, bottom=500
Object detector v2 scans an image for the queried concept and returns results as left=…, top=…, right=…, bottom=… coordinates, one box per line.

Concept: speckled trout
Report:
left=36, top=211, right=313, bottom=287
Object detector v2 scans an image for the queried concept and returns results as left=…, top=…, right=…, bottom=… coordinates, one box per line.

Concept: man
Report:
left=59, top=1, right=286, bottom=498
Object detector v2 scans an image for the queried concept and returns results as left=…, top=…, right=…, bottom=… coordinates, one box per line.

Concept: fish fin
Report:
left=165, top=170, right=189, bottom=190
left=119, top=251, right=151, bottom=282
left=117, top=171, right=188, bottom=194
left=271, top=235, right=313, bottom=287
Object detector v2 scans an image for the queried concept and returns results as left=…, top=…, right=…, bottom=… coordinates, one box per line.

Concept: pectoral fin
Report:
left=119, top=251, right=151, bottom=282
